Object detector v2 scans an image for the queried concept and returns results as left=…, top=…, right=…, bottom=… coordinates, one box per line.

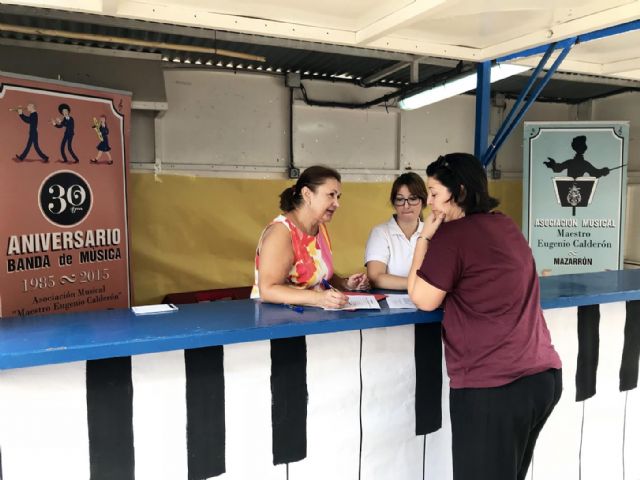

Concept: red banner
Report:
left=0, top=72, right=131, bottom=317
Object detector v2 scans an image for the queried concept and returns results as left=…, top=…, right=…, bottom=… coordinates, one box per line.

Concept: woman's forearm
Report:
left=407, top=237, right=429, bottom=295
left=259, top=283, right=320, bottom=306
left=371, top=273, right=407, bottom=291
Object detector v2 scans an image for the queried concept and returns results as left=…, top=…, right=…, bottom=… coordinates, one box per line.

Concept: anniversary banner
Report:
left=523, top=122, right=628, bottom=275
left=0, top=72, right=131, bottom=317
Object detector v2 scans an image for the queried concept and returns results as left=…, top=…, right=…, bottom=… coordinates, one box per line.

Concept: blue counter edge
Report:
left=1, top=269, right=639, bottom=370
left=0, top=304, right=442, bottom=370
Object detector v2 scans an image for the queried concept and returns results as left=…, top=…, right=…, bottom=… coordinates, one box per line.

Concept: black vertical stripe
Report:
left=0, top=444, right=3, bottom=480
left=270, top=336, right=308, bottom=465
left=185, top=346, right=226, bottom=479
left=620, top=300, right=640, bottom=391
left=576, top=304, right=600, bottom=402
left=415, top=322, right=443, bottom=435
left=86, top=356, right=134, bottom=480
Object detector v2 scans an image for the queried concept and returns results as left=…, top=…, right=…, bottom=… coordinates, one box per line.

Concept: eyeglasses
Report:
left=393, top=196, right=422, bottom=206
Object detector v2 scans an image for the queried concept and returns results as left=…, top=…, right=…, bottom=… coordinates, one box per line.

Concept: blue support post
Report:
left=474, top=61, right=491, bottom=160
left=483, top=38, right=576, bottom=168
left=476, top=19, right=640, bottom=169
left=482, top=43, right=556, bottom=165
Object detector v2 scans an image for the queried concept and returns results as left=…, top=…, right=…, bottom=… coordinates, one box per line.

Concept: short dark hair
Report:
left=279, top=165, right=341, bottom=212
left=426, top=153, right=499, bottom=214
left=389, top=172, right=427, bottom=208
left=58, top=103, right=70, bottom=114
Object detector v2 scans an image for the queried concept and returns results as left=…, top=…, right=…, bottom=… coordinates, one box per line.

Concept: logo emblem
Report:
left=39, top=171, right=92, bottom=227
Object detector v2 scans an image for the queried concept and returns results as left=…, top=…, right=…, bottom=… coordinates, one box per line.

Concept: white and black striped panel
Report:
left=533, top=302, right=639, bottom=480
left=86, top=356, right=135, bottom=480
left=423, top=347, right=452, bottom=480
left=360, top=325, right=423, bottom=480
left=222, top=339, right=285, bottom=480
left=270, top=336, right=308, bottom=468
left=0, top=301, right=638, bottom=480
left=0, top=361, right=90, bottom=480
left=580, top=301, right=626, bottom=480
left=626, top=388, right=640, bottom=479
left=131, top=351, right=188, bottom=479
left=290, top=330, right=360, bottom=480
left=185, top=346, right=226, bottom=479
left=532, top=306, right=581, bottom=480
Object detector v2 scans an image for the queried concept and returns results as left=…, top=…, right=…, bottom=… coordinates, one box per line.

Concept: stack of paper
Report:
left=132, top=304, right=178, bottom=315
left=323, top=294, right=380, bottom=311
left=385, top=294, right=418, bottom=309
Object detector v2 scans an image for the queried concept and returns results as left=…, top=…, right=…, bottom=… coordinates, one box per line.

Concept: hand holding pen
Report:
left=319, top=279, right=349, bottom=309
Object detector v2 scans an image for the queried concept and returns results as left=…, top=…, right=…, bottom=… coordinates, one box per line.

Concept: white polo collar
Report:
left=387, top=216, right=423, bottom=238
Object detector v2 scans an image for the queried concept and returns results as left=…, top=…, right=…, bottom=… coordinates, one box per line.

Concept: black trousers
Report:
left=450, top=368, right=562, bottom=480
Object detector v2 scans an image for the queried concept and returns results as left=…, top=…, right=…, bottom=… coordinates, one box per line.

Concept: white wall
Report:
left=160, top=70, right=290, bottom=168
left=494, top=100, right=574, bottom=175
left=144, top=69, right=640, bottom=265
left=592, top=91, right=640, bottom=173
left=152, top=69, right=577, bottom=177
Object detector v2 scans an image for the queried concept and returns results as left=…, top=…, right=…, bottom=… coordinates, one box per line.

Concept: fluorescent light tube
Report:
left=398, top=63, right=531, bottom=110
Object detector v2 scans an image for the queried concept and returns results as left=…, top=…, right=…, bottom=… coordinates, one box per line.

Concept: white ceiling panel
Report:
left=569, top=30, right=640, bottom=64
left=138, top=0, right=417, bottom=30
left=1, top=0, right=639, bottom=81
left=611, top=68, right=640, bottom=80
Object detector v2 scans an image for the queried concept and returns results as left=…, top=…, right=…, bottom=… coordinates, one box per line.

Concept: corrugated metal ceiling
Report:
left=0, top=4, right=638, bottom=103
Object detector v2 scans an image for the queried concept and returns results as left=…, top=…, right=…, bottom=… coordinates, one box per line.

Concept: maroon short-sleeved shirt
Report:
left=417, top=212, right=561, bottom=389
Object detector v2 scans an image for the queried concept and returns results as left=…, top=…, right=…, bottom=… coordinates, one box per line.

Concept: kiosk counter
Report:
left=0, top=270, right=638, bottom=480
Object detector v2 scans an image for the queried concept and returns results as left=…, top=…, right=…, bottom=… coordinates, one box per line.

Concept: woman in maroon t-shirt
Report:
left=407, top=153, right=562, bottom=480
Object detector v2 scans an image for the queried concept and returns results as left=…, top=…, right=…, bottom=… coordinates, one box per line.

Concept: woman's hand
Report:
left=316, top=289, right=349, bottom=309
left=344, top=272, right=370, bottom=291
left=420, top=211, right=446, bottom=240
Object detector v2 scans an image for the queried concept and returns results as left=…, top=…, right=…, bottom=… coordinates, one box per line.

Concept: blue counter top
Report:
left=1, top=269, right=639, bottom=370
left=0, top=299, right=441, bottom=370
left=539, top=269, right=640, bottom=309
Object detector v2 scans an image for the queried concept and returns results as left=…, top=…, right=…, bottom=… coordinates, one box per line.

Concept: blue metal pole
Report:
left=483, top=38, right=576, bottom=167
left=474, top=61, right=491, bottom=160
left=482, top=43, right=556, bottom=165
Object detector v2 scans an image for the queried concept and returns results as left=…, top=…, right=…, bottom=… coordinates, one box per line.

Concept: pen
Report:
left=321, top=279, right=338, bottom=292
left=285, top=304, right=304, bottom=313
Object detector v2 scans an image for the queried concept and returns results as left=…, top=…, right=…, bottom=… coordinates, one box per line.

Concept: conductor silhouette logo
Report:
left=38, top=171, right=92, bottom=226
left=543, top=135, right=620, bottom=216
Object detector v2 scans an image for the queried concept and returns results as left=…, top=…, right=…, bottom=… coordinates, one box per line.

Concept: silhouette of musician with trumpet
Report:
left=13, top=103, right=49, bottom=162
left=51, top=103, right=79, bottom=163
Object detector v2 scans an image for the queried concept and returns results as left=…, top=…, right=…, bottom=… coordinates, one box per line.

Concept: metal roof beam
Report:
left=0, top=4, right=467, bottom=67
left=0, top=37, right=162, bottom=60
left=361, top=61, right=411, bottom=85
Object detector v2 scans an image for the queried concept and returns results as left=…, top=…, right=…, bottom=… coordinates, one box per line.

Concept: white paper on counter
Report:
left=324, top=295, right=380, bottom=310
left=385, top=294, right=417, bottom=309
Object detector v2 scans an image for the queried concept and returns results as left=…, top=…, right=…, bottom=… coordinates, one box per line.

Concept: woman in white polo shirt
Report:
left=365, top=172, right=427, bottom=289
